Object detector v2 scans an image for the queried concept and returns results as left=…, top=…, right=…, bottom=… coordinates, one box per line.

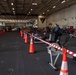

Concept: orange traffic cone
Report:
left=29, top=36, right=35, bottom=53
left=20, top=30, right=22, bottom=37
left=59, top=48, right=68, bottom=75
left=24, top=33, right=26, bottom=39
left=24, top=33, right=28, bottom=43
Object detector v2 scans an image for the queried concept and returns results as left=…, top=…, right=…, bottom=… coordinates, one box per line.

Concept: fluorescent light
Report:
left=47, top=10, right=49, bottom=12
left=11, top=3, right=14, bottom=5
left=13, top=11, right=15, bottom=14
left=29, top=12, right=30, bottom=13
left=13, top=11, right=15, bottom=12
left=12, top=8, right=14, bottom=10
left=32, top=3, right=37, bottom=5
left=43, top=12, right=45, bottom=14
left=53, top=6, right=56, bottom=8
left=31, top=9, right=33, bottom=11
left=61, top=0, right=65, bottom=3
left=13, top=12, right=15, bottom=15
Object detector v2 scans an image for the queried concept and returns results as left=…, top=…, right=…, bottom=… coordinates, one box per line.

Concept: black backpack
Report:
left=58, top=28, right=63, bottom=36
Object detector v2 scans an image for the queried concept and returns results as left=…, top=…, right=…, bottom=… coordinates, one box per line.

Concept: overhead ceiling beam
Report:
left=0, top=3, right=7, bottom=13
left=0, top=13, right=38, bottom=16
left=21, top=0, right=26, bottom=14
left=35, top=0, right=52, bottom=14
left=25, top=0, right=34, bottom=14
left=47, top=0, right=76, bottom=15
left=14, top=0, right=17, bottom=19
left=25, top=0, right=34, bottom=19
left=6, top=0, right=13, bottom=13
left=40, top=0, right=60, bottom=15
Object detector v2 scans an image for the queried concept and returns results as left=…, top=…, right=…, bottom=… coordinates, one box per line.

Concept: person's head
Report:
left=54, top=24, right=56, bottom=27
left=56, top=24, right=59, bottom=26
left=54, top=24, right=58, bottom=27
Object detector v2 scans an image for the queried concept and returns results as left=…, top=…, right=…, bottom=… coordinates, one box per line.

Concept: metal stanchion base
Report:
left=49, top=63, right=58, bottom=71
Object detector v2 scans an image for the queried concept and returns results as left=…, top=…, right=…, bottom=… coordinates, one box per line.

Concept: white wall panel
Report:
left=46, top=4, right=76, bottom=28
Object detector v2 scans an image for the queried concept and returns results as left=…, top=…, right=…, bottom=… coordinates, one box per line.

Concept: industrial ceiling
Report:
left=0, top=0, right=76, bottom=20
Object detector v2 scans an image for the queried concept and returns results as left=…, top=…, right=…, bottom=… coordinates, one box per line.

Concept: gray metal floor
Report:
left=0, top=32, right=76, bottom=75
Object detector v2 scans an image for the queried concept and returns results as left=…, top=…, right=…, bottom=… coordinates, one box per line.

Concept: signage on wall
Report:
left=40, top=17, right=45, bottom=23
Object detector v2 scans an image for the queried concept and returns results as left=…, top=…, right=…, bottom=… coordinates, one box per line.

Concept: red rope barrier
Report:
left=25, top=31, right=76, bottom=57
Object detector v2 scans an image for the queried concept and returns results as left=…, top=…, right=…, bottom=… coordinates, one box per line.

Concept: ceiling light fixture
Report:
left=13, top=11, right=15, bottom=12
left=12, top=8, right=14, bottom=10
left=13, top=12, right=15, bottom=15
left=47, top=10, right=49, bottom=12
left=61, top=0, right=65, bottom=3
left=29, top=12, right=30, bottom=13
left=32, top=3, right=37, bottom=5
left=31, top=9, right=33, bottom=11
left=53, top=6, right=56, bottom=8
left=11, top=3, right=14, bottom=5
left=13, top=11, right=15, bottom=15
left=43, top=12, right=45, bottom=14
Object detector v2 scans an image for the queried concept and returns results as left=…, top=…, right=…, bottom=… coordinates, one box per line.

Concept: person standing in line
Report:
left=53, top=24, right=63, bottom=45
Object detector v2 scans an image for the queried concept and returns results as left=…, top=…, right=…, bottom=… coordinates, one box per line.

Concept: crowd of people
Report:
left=24, top=24, right=76, bottom=45
left=29, top=24, right=63, bottom=43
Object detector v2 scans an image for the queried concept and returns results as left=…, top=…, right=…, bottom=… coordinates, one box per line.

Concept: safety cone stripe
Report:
left=26, top=34, right=27, bottom=38
left=24, top=33, right=28, bottom=43
left=24, top=34, right=27, bottom=39
left=30, top=38, right=33, bottom=44
left=25, top=38, right=28, bottom=43
left=60, top=69, right=68, bottom=73
left=61, top=62, right=68, bottom=70
left=24, top=33, right=25, bottom=39
left=20, top=31, right=22, bottom=37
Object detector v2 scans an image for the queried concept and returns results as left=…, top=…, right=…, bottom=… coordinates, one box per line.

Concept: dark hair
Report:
left=56, top=24, right=59, bottom=26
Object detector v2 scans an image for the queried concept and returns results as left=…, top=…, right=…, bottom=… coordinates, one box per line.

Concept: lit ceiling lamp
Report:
left=12, top=8, right=14, bottom=10
left=13, top=11, right=15, bottom=15
left=61, top=0, right=65, bottom=3
left=29, top=12, right=30, bottom=14
left=11, top=3, right=14, bottom=5
left=32, top=3, right=37, bottom=5
left=43, top=12, right=45, bottom=14
left=53, top=6, right=56, bottom=8
left=31, top=9, right=33, bottom=11
left=47, top=10, right=49, bottom=12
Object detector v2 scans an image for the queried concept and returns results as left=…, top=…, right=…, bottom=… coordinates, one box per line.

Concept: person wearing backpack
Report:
left=54, top=24, right=62, bottom=42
